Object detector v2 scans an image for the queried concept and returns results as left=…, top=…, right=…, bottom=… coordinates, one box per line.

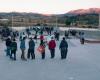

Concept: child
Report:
left=40, top=42, right=45, bottom=59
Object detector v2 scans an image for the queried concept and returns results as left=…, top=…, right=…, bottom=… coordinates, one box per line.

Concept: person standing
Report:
left=27, top=38, right=35, bottom=59
left=80, top=32, right=85, bottom=44
left=20, top=37, right=27, bottom=60
left=56, top=32, right=60, bottom=41
left=10, top=38, right=17, bottom=60
left=48, top=37, right=56, bottom=59
left=59, top=37, right=68, bottom=59
left=5, top=37, right=12, bottom=56
left=65, top=31, right=69, bottom=39
left=40, top=42, right=45, bottom=59
left=34, top=34, right=37, bottom=43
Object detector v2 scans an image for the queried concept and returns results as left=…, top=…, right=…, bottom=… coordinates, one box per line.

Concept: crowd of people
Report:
left=1, top=27, right=85, bottom=61
left=4, top=26, right=67, bottom=61
left=5, top=35, right=68, bottom=61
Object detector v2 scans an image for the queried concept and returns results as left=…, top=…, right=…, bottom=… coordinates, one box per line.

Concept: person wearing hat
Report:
left=48, top=37, right=56, bottom=59
left=39, top=41, right=46, bottom=59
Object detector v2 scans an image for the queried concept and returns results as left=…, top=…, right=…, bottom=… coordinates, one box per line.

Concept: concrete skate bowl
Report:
left=84, top=39, right=100, bottom=43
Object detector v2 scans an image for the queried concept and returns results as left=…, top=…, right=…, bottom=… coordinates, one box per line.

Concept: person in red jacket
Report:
left=48, top=37, right=56, bottom=59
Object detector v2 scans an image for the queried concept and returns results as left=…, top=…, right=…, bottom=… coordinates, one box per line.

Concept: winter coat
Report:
left=20, top=40, right=26, bottom=49
left=59, top=40, right=68, bottom=49
left=11, top=42, right=17, bottom=51
left=29, top=40, right=35, bottom=50
left=6, top=38, right=12, bottom=47
left=48, top=40, right=56, bottom=49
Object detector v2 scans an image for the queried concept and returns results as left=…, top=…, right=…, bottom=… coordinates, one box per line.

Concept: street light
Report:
left=56, top=16, right=58, bottom=27
left=99, top=14, right=100, bottom=29
left=12, top=15, right=13, bottom=27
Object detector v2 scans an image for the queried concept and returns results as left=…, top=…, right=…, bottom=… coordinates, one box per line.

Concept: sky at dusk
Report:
left=0, top=0, right=100, bottom=14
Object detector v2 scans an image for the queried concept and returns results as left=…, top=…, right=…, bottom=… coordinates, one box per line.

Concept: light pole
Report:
left=99, top=14, right=100, bottom=29
left=12, top=15, right=13, bottom=27
left=56, top=16, right=58, bottom=27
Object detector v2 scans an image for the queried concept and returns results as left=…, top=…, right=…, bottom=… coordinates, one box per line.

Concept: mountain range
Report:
left=66, top=8, right=100, bottom=15
left=0, top=8, right=99, bottom=27
left=0, top=8, right=100, bottom=18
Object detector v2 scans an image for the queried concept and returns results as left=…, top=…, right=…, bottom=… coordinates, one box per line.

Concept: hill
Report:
left=0, top=8, right=99, bottom=27
left=67, top=8, right=100, bottom=15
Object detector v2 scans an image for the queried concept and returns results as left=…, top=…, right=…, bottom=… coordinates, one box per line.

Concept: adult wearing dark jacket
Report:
left=10, top=38, right=17, bottom=60
left=27, top=38, right=35, bottom=59
left=6, top=37, right=12, bottom=56
left=48, top=37, right=56, bottom=59
left=59, top=37, right=68, bottom=59
left=65, top=31, right=69, bottom=39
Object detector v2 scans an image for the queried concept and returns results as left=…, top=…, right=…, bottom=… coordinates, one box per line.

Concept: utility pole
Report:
left=12, top=15, right=13, bottom=27
left=24, top=18, right=26, bottom=27
left=56, top=16, right=58, bottom=27
left=98, top=13, right=100, bottom=29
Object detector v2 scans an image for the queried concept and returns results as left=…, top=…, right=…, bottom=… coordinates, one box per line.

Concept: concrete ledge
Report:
left=85, top=39, right=100, bottom=43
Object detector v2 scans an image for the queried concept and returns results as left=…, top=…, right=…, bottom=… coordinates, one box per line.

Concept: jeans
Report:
left=10, top=50, right=16, bottom=60
left=21, top=49, right=26, bottom=60
left=41, top=51, right=45, bottom=59
left=6, top=46, right=11, bottom=56
left=27, top=49, right=35, bottom=59
left=61, top=48, right=68, bottom=59
left=50, top=49, right=55, bottom=58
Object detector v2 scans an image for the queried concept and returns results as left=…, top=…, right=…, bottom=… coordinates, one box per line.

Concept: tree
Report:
left=65, top=20, right=71, bottom=26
